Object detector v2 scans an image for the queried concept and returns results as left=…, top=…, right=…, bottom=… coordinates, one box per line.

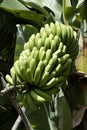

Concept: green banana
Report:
left=62, top=45, right=67, bottom=54
left=5, top=74, right=13, bottom=85
left=44, top=37, right=50, bottom=49
left=43, top=76, right=64, bottom=90
left=44, top=49, right=52, bottom=65
left=51, top=39, right=57, bottom=53
left=38, top=71, right=49, bottom=87
left=26, top=34, right=35, bottom=51
left=26, top=92, right=37, bottom=111
left=40, top=27, right=47, bottom=44
left=50, top=22, right=56, bottom=35
left=34, top=67, right=41, bottom=85
left=35, top=33, right=40, bottom=45
left=58, top=54, right=70, bottom=65
left=30, top=58, right=37, bottom=81
left=44, top=87, right=59, bottom=95
left=34, top=61, right=45, bottom=85
left=44, top=23, right=51, bottom=36
left=39, top=50, right=46, bottom=61
left=49, top=34, right=54, bottom=43
left=34, top=88, right=52, bottom=101
left=30, top=90, right=46, bottom=102
left=58, top=42, right=63, bottom=50
left=36, top=38, right=42, bottom=49
left=14, top=60, right=24, bottom=82
left=61, top=58, right=72, bottom=73
left=55, top=21, right=61, bottom=37
left=26, top=68, right=33, bottom=83
left=34, top=50, right=39, bottom=62
left=18, top=59, right=29, bottom=82
left=44, top=54, right=58, bottom=73
left=49, top=64, right=62, bottom=79
left=10, top=67, right=22, bottom=84
left=60, top=24, right=67, bottom=44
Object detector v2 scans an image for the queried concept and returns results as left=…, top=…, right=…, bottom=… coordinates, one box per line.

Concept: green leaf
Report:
left=70, top=0, right=79, bottom=7
left=57, top=92, right=72, bottom=130
left=79, top=0, right=87, bottom=20
left=26, top=104, right=50, bottom=130
left=65, top=6, right=76, bottom=22
left=0, top=0, right=44, bottom=26
left=22, top=0, right=62, bottom=21
left=0, top=0, right=28, bottom=11
left=18, top=0, right=50, bottom=18
left=14, top=24, right=38, bottom=61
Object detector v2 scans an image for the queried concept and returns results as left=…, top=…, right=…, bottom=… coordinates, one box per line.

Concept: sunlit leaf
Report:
left=14, top=24, right=38, bottom=60
left=0, top=0, right=44, bottom=26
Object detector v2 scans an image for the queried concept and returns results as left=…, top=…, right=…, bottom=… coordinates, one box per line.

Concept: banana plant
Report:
left=0, top=0, right=87, bottom=130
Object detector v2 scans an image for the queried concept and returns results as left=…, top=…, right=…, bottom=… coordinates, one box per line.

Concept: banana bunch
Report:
left=5, top=21, right=79, bottom=111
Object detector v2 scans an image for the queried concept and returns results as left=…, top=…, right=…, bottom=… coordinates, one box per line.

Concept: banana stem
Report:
left=11, top=107, right=26, bottom=130
left=62, top=0, right=68, bottom=25
left=1, top=76, right=34, bottom=130
left=10, top=96, right=33, bottom=130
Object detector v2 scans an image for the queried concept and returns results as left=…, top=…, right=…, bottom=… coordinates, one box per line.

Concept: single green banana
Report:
left=58, top=54, right=70, bottom=65
left=50, top=22, right=56, bottom=35
left=26, top=92, right=37, bottom=111
left=42, top=76, right=64, bottom=90
left=44, top=49, right=52, bottom=65
left=34, top=67, right=41, bottom=85
left=10, top=67, right=22, bottom=84
left=55, top=21, right=61, bottom=37
left=34, top=88, right=52, bottom=101
left=26, top=34, right=35, bottom=51
left=36, top=38, right=42, bottom=49
left=60, top=24, right=67, bottom=44
left=62, top=45, right=67, bottom=55
left=44, top=87, right=59, bottom=95
left=18, top=59, right=29, bottom=82
left=51, top=39, right=57, bottom=53
left=53, top=49, right=62, bottom=57
left=34, top=61, right=45, bottom=85
left=26, top=68, right=33, bottom=83
left=34, top=50, right=39, bottom=62
left=30, top=58, right=37, bottom=81
left=35, top=33, right=40, bottom=45
left=14, top=60, right=24, bottom=82
left=58, top=42, right=63, bottom=51
left=49, top=34, right=54, bottom=43
left=38, top=71, right=49, bottom=87
left=40, top=27, right=47, bottom=44
left=5, top=74, right=13, bottom=85
left=44, top=24, right=51, bottom=36
left=44, top=37, right=50, bottom=50
left=39, top=50, right=46, bottom=61
left=30, top=90, right=46, bottom=103
left=49, top=64, right=62, bottom=79
left=66, top=26, right=74, bottom=48
left=61, top=58, right=72, bottom=73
